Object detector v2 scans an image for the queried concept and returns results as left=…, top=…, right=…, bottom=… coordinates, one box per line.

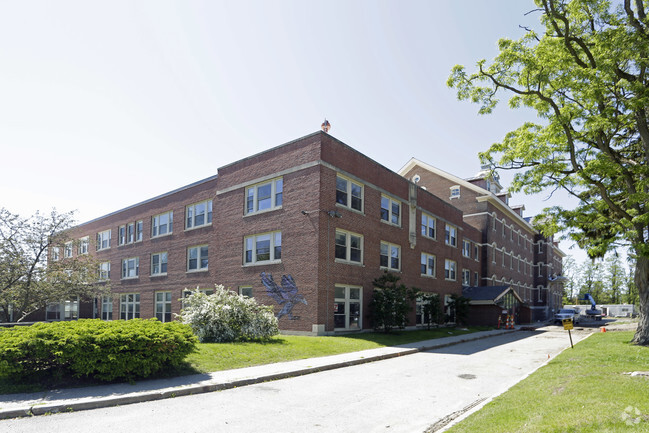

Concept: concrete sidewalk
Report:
left=0, top=328, right=518, bottom=420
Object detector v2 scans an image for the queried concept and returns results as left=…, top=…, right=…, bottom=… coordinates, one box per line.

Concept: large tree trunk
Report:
left=632, top=255, right=649, bottom=345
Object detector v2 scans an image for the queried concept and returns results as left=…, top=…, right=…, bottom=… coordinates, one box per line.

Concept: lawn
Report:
left=443, top=330, right=649, bottom=433
left=0, top=326, right=485, bottom=394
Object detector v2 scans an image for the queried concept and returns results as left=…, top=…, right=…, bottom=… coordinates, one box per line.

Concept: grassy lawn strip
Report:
left=445, top=331, right=649, bottom=433
left=0, top=327, right=485, bottom=395
left=186, top=327, right=486, bottom=373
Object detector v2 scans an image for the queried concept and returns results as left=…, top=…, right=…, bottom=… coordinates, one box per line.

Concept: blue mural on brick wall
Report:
left=260, top=272, right=307, bottom=320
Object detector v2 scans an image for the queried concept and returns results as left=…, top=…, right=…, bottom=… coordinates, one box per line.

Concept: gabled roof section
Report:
left=398, top=157, right=538, bottom=235
left=462, top=285, right=524, bottom=305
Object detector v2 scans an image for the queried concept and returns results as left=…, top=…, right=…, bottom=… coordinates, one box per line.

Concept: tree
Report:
left=445, top=294, right=471, bottom=326
left=369, top=272, right=418, bottom=333
left=419, top=292, right=443, bottom=330
left=604, top=252, right=627, bottom=303
left=561, top=255, right=579, bottom=304
left=0, top=208, right=109, bottom=322
left=448, top=0, right=649, bottom=345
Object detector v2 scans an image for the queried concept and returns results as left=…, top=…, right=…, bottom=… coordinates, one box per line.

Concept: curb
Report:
left=0, top=329, right=517, bottom=420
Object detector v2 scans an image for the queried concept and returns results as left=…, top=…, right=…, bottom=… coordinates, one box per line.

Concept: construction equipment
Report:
left=580, top=293, right=603, bottom=321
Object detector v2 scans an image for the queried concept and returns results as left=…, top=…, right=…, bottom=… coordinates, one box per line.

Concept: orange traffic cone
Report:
left=497, top=316, right=502, bottom=329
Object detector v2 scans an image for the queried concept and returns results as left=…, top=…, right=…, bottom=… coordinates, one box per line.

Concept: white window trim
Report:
left=120, top=293, right=140, bottom=320
left=380, top=241, right=401, bottom=271
left=98, top=261, right=111, bottom=281
left=51, top=246, right=60, bottom=262
left=101, top=296, right=113, bottom=321
left=462, top=268, right=471, bottom=285
left=151, top=252, right=168, bottom=276
left=64, top=241, right=73, bottom=258
left=244, top=231, right=282, bottom=266
left=155, top=291, right=173, bottom=323
left=78, top=237, right=89, bottom=255
left=421, top=252, right=436, bottom=278
left=152, top=211, right=173, bottom=238
left=450, top=185, right=461, bottom=199
left=245, top=177, right=283, bottom=215
left=186, top=200, right=213, bottom=230
left=239, top=286, right=253, bottom=298
left=380, top=195, right=402, bottom=227
left=97, top=229, right=111, bottom=251
left=444, top=259, right=457, bottom=281
left=334, top=285, right=362, bottom=331
left=421, top=212, right=436, bottom=240
left=445, top=224, right=458, bottom=247
left=121, top=257, right=140, bottom=280
left=334, top=229, right=364, bottom=265
left=462, top=240, right=471, bottom=258
left=187, top=245, right=209, bottom=272
left=335, top=174, right=364, bottom=213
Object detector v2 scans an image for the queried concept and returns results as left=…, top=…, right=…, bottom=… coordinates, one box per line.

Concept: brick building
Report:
left=42, top=131, right=562, bottom=332
left=399, top=159, right=565, bottom=321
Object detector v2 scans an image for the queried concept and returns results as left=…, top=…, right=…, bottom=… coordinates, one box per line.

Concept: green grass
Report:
left=445, top=331, right=649, bottom=433
left=186, top=327, right=486, bottom=372
left=0, top=327, right=486, bottom=394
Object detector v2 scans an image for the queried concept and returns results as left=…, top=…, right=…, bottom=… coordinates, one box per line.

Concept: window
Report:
left=538, top=242, right=543, bottom=253
left=450, top=185, right=460, bottom=199
left=46, top=300, right=79, bottom=321
left=380, top=241, right=400, bottom=271
left=127, top=222, right=135, bottom=244
left=335, top=175, right=363, bottom=212
left=97, top=230, right=111, bottom=251
left=334, top=285, right=361, bottom=330
left=474, top=244, right=479, bottom=261
left=474, top=272, right=479, bottom=286
left=421, top=212, right=436, bottom=239
left=445, top=224, right=457, bottom=247
left=462, top=240, right=471, bottom=257
left=416, top=297, right=431, bottom=326
left=186, top=200, right=213, bottom=229
left=152, top=211, right=173, bottom=237
left=151, top=252, right=168, bottom=276
left=239, top=286, right=253, bottom=298
left=380, top=195, right=401, bottom=225
left=246, top=178, right=283, bottom=214
left=136, top=220, right=143, bottom=242
left=187, top=245, right=209, bottom=271
left=64, top=241, right=73, bottom=258
left=120, top=293, right=140, bottom=320
left=78, top=237, right=89, bottom=255
left=118, top=225, right=126, bottom=245
left=335, top=230, right=363, bottom=264
left=244, top=232, right=281, bottom=265
left=121, top=257, right=139, bottom=279
left=445, top=259, right=457, bottom=281
left=421, top=253, right=436, bottom=277
left=155, top=292, right=172, bottom=323
left=101, top=296, right=112, bottom=320
left=98, top=262, right=110, bottom=280
left=462, top=269, right=471, bottom=285
left=51, top=246, right=60, bottom=262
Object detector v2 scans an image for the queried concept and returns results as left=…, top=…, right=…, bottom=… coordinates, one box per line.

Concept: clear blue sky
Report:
left=0, top=0, right=586, bottom=261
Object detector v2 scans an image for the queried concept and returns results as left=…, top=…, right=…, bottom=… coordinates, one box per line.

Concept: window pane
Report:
left=194, top=203, right=205, bottom=226
left=256, top=235, right=271, bottom=261
left=200, top=246, right=209, bottom=269
left=257, top=183, right=272, bottom=211
left=335, top=232, right=347, bottom=260
left=274, top=232, right=281, bottom=260
left=380, top=197, right=389, bottom=221
left=351, top=183, right=362, bottom=210
left=336, top=177, right=348, bottom=205
left=247, top=188, right=255, bottom=213
left=334, top=286, right=345, bottom=298
left=391, top=202, right=400, bottom=224
left=275, top=179, right=283, bottom=207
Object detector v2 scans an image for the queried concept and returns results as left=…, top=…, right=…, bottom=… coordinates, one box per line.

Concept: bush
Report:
left=0, top=319, right=197, bottom=382
left=369, top=272, right=418, bottom=333
left=179, top=285, right=279, bottom=342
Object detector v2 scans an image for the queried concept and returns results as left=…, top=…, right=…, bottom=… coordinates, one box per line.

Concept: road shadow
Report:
left=422, top=329, right=546, bottom=356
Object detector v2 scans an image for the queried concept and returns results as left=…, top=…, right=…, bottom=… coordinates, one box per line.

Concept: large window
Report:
left=98, top=261, right=110, bottom=281
left=335, top=230, right=363, bottom=264
left=380, top=241, right=401, bottom=271
left=445, top=224, right=457, bottom=247
left=421, top=253, right=436, bottom=277
left=152, top=211, right=173, bottom=237
left=155, top=292, right=172, bottom=323
left=118, top=222, right=139, bottom=245
left=462, top=240, right=471, bottom=257
left=151, top=252, right=168, bottom=276
left=421, top=212, right=436, bottom=239
left=462, top=269, right=471, bottom=285
left=380, top=195, right=401, bottom=226
left=101, top=296, right=112, bottom=320
left=51, top=246, right=60, bottom=261
left=78, top=237, right=89, bottom=255
left=64, top=241, right=73, bottom=258
left=334, top=285, right=361, bottom=330
left=444, top=259, right=457, bottom=281
left=246, top=178, right=283, bottom=214
left=187, top=245, right=209, bottom=271
left=336, top=175, right=363, bottom=212
left=121, top=257, right=139, bottom=279
left=120, top=293, right=140, bottom=320
left=244, top=231, right=282, bottom=265
left=186, top=200, right=213, bottom=229
left=97, top=230, right=111, bottom=251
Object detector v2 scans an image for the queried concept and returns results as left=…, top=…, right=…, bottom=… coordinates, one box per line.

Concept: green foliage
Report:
left=369, top=272, right=418, bottom=333
left=419, top=292, right=443, bottom=330
left=179, top=285, right=279, bottom=343
left=447, top=0, right=649, bottom=343
left=0, top=208, right=110, bottom=322
left=445, top=294, right=471, bottom=326
left=0, top=319, right=197, bottom=382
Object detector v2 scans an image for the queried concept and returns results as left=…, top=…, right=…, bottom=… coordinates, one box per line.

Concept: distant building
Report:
left=33, top=132, right=563, bottom=331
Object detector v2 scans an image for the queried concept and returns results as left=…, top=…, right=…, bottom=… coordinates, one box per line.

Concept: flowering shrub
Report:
left=179, top=285, right=279, bottom=343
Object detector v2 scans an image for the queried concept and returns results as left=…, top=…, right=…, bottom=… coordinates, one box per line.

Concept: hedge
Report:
left=0, top=319, right=197, bottom=382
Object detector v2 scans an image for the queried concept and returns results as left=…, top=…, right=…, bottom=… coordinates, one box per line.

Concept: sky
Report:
left=0, top=0, right=588, bottom=263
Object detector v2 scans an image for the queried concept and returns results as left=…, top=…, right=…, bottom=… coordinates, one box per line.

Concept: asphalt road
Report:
left=1, top=327, right=590, bottom=433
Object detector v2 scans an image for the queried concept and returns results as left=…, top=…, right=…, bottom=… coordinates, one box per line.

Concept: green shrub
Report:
left=179, top=285, right=279, bottom=342
left=0, top=319, right=197, bottom=382
left=369, top=272, right=418, bottom=333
